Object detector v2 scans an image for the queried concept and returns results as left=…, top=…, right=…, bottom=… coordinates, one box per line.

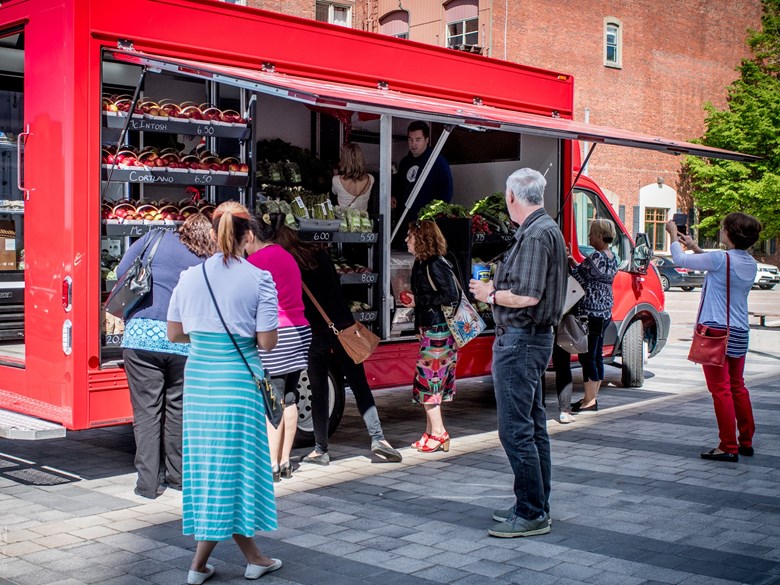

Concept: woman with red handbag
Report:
left=666, top=213, right=761, bottom=462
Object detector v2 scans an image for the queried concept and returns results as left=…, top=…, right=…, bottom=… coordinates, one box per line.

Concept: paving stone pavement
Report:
left=0, top=339, right=779, bottom=585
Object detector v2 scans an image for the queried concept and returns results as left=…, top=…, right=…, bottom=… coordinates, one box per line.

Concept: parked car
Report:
left=754, top=262, right=780, bottom=290
left=651, top=255, right=706, bottom=292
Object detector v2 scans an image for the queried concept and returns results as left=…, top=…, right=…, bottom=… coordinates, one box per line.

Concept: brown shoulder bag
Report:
left=302, top=283, right=379, bottom=364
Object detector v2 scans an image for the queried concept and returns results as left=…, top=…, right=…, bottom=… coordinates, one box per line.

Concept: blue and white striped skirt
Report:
left=182, top=331, right=277, bottom=541
left=259, top=325, right=312, bottom=376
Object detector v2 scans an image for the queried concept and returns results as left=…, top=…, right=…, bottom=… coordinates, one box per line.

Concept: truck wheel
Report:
left=681, top=286, right=695, bottom=292
left=660, top=275, right=670, bottom=291
left=294, top=369, right=346, bottom=448
left=620, top=319, right=645, bottom=388
left=759, top=284, right=776, bottom=290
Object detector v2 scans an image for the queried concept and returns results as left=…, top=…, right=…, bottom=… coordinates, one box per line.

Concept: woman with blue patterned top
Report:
left=117, top=214, right=213, bottom=499
left=569, top=219, right=618, bottom=413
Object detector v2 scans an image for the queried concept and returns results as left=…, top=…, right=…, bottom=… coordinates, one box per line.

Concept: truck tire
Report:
left=620, top=319, right=644, bottom=388
left=294, top=368, right=346, bottom=448
left=759, top=283, right=776, bottom=290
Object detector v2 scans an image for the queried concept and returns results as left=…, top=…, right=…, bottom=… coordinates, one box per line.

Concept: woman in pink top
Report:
left=246, top=213, right=312, bottom=481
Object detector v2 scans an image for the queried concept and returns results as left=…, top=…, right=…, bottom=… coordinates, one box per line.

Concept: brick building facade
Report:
left=238, top=0, right=762, bottom=253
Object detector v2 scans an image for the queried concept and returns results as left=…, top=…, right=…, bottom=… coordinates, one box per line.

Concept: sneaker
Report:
left=302, top=451, right=330, bottom=466
left=558, top=412, right=576, bottom=424
left=488, top=514, right=551, bottom=538
left=492, top=506, right=515, bottom=522
left=493, top=508, right=552, bottom=525
left=371, top=439, right=403, bottom=462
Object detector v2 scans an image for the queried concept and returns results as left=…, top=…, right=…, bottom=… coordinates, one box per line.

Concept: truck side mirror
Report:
left=630, top=233, right=653, bottom=274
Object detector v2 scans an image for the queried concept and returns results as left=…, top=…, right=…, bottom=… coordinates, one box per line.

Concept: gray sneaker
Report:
left=493, top=507, right=551, bottom=525
left=492, top=506, right=515, bottom=522
left=302, top=451, right=330, bottom=466
left=371, top=440, right=403, bottom=462
left=488, top=514, right=551, bottom=538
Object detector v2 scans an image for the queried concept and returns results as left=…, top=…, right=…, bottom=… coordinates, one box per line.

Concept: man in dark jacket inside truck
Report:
left=392, top=120, right=453, bottom=224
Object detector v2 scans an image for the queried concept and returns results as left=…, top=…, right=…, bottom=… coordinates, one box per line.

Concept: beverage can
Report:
left=472, top=264, right=490, bottom=282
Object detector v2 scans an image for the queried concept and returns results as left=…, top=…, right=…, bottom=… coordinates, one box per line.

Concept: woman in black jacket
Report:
left=400, top=220, right=459, bottom=453
left=283, top=237, right=401, bottom=466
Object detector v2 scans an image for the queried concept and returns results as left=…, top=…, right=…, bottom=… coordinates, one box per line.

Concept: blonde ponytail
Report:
left=212, top=201, right=252, bottom=264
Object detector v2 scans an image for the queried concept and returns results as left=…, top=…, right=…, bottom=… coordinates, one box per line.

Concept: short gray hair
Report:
left=506, top=168, right=546, bottom=206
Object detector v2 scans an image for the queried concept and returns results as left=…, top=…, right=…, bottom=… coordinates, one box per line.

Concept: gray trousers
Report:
left=123, top=349, right=186, bottom=498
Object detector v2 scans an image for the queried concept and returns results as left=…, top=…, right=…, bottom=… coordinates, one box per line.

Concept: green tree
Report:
left=682, top=0, right=780, bottom=240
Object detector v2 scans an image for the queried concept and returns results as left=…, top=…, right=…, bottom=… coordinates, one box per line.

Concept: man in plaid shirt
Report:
left=470, top=168, right=567, bottom=538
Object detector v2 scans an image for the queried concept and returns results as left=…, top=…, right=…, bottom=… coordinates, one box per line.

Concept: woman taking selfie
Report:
left=666, top=212, right=760, bottom=462
left=400, top=220, right=459, bottom=453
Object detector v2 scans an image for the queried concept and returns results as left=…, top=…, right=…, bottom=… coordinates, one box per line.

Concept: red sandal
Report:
left=411, top=433, right=430, bottom=449
left=418, top=431, right=450, bottom=453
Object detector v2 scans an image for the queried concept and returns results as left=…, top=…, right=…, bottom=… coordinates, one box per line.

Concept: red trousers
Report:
left=701, top=355, right=755, bottom=454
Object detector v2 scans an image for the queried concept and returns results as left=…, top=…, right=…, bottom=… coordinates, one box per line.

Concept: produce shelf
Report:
left=333, top=232, right=379, bottom=244
left=102, top=334, right=123, bottom=348
left=102, top=222, right=179, bottom=237
left=352, top=311, right=377, bottom=323
left=296, top=231, right=379, bottom=244
left=339, top=272, right=378, bottom=284
left=471, top=232, right=515, bottom=245
left=102, top=113, right=251, bottom=139
left=102, top=168, right=248, bottom=187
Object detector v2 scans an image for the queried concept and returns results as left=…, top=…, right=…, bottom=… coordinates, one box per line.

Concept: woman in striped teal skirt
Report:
left=168, top=201, right=282, bottom=584
left=400, top=220, right=460, bottom=455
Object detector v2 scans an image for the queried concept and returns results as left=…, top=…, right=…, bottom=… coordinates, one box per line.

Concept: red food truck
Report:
left=0, top=0, right=755, bottom=439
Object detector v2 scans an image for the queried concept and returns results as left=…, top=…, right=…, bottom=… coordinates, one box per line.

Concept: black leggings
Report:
left=307, top=330, right=384, bottom=453
left=579, top=316, right=610, bottom=382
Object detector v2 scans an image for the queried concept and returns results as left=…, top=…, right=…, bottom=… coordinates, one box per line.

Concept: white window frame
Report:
left=220, top=0, right=247, bottom=5
left=446, top=17, right=479, bottom=49
left=316, top=2, right=353, bottom=27
left=604, top=17, right=622, bottom=69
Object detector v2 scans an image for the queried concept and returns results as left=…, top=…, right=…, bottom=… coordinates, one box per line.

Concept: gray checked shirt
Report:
left=492, top=208, right=568, bottom=328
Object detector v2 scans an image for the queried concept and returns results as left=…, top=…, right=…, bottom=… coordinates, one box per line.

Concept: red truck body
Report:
left=0, top=0, right=752, bottom=432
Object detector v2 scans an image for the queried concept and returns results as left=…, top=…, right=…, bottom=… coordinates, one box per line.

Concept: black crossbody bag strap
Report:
left=201, top=263, right=262, bottom=378
left=143, top=229, right=165, bottom=267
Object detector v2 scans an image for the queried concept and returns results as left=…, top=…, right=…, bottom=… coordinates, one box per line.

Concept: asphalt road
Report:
left=663, top=286, right=778, bottom=344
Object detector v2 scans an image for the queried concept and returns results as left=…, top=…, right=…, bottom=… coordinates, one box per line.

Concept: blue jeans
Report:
left=492, top=325, right=553, bottom=520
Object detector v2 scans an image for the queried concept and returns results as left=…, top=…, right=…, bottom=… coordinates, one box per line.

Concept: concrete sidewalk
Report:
left=1, top=340, right=779, bottom=585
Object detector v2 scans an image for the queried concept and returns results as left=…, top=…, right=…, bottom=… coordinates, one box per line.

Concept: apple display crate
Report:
left=99, top=65, right=258, bottom=362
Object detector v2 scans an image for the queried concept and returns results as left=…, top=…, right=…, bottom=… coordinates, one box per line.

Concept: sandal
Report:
left=418, top=432, right=450, bottom=453
left=411, top=433, right=430, bottom=449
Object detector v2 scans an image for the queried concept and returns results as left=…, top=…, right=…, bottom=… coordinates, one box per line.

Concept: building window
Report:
left=380, top=10, right=409, bottom=39
left=445, top=0, right=479, bottom=50
left=645, top=207, right=668, bottom=251
left=447, top=18, right=478, bottom=48
left=316, top=2, right=352, bottom=27
left=604, top=17, right=622, bottom=68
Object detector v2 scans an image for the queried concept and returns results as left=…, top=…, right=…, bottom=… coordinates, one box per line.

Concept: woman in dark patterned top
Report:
left=570, top=219, right=618, bottom=413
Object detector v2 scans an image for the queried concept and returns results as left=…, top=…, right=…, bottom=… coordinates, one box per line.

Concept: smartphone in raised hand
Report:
left=672, top=213, right=688, bottom=236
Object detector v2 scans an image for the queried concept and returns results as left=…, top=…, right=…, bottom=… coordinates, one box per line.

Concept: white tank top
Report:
left=332, top=175, right=373, bottom=211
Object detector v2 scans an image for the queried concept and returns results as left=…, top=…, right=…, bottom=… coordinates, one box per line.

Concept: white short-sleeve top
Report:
left=168, top=253, right=279, bottom=338
left=332, top=175, right=374, bottom=211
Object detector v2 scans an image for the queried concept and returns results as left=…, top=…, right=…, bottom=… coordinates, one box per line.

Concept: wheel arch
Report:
left=613, top=303, right=670, bottom=359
